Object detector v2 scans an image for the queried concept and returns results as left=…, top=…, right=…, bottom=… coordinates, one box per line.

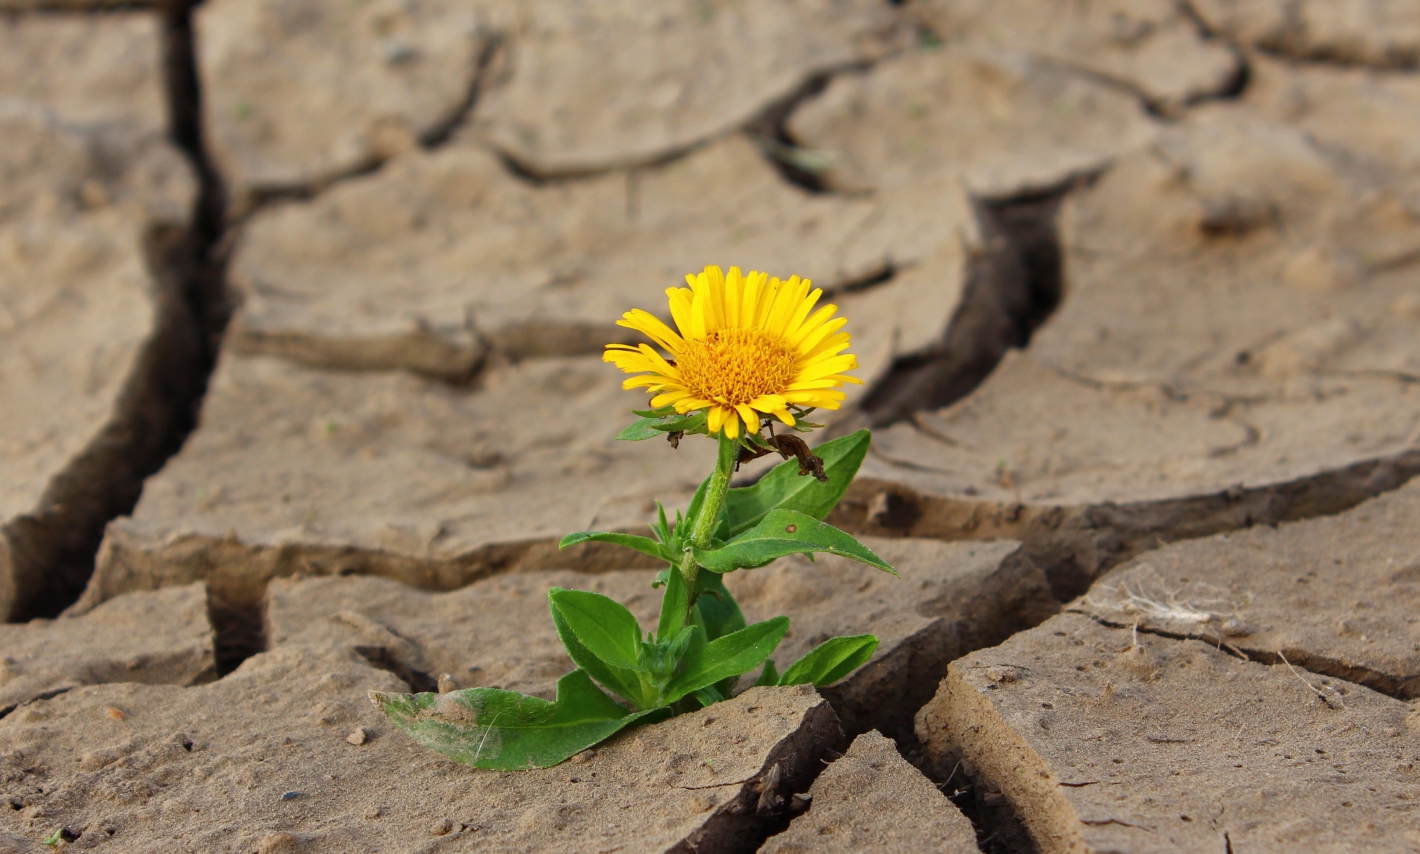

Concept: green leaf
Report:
left=695, top=510, right=897, bottom=575
left=662, top=617, right=789, bottom=705
left=632, top=405, right=677, bottom=418
left=680, top=473, right=713, bottom=549
left=653, top=501, right=671, bottom=544
left=657, top=566, right=689, bottom=641
left=617, top=417, right=670, bottom=441
left=779, top=635, right=879, bottom=687
left=548, top=589, right=643, bottom=667
left=754, top=659, right=780, bottom=688
left=559, top=531, right=671, bottom=562
left=617, top=411, right=708, bottom=441
left=692, top=685, right=725, bottom=707
left=723, top=430, right=870, bottom=537
left=693, top=574, right=746, bottom=641
left=548, top=589, right=651, bottom=708
left=373, top=670, right=665, bottom=770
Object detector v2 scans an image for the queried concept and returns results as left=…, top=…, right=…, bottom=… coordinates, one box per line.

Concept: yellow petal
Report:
left=625, top=375, right=675, bottom=390
left=802, top=332, right=852, bottom=361
left=723, top=408, right=740, bottom=439
left=651, top=389, right=694, bottom=407
left=782, top=286, right=821, bottom=340
left=816, top=373, right=865, bottom=385
left=667, top=287, right=695, bottom=339
left=742, top=271, right=765, bottom=328
left=785, top=378, right=845, bottom=390
left=748, top=393, right=788, bottom=412
left=754, top=277, right=780, bottom=329
left=789, top=304, right=838, bottom=347
left=797, top=316, right=847, bottom=357
left=616, top=309, right=683, bottom=352
left=764, top=275, right=801, bottom=336
left=784, top=390, right=846, bottom=404
left=690, top=289, right=708, bottom=339
left=638, top=343, right=682, bottom=378
left=772, top=408, right=796, bottom=427
left=704, top=265, right=727, bottom=332
left=734, top=404, right=761, bottom=435
left=796, top=357, right=858, bottom=383
left=724, top=266, right=742, bottom=328
left=707, top=405, right=725, bottom=434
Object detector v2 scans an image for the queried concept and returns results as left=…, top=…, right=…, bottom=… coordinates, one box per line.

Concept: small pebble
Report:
left=437, top=673, right=458, bottom=694
left=346, top=728, right=368, bottom=746
left=280, top=791, right=303, bottom=801
left=104, top=707, right=125, bottom=720
left=430, top=817, right=454, bottom=836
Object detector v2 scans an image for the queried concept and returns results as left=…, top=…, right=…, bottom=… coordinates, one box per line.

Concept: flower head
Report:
left=605, top=265, right=862, bottom=439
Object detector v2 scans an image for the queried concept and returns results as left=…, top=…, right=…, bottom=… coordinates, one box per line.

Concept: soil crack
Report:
left=854, top=180, right=1073, bottom=429
left=237, top=27, right=508, bottom=217
left=2, top=4, right=229, bottom=621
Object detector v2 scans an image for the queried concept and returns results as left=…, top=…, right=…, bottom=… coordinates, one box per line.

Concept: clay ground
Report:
left=3, top=1, right=1420, bottom=852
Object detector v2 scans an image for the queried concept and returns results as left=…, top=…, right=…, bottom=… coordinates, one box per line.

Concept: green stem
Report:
left=678, top=430, right=739, bottom=597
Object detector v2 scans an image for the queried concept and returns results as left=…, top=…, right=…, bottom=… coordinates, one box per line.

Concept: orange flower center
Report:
left=677, top=329, right=799, bottom=406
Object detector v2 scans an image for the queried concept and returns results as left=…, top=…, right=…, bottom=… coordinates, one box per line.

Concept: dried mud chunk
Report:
left=266, top=570, right=660, bottom=699
left=838, top=104, right=1420, bottom=596
left=81, top=351, right=712, bottom=620
left=196, top=0, right=500, bottom=209
left=788, top=46, right=1156, bottom=195
left=0, top=645, right=842, bottom=853
left=0, top=14, right=168, bottom=128
left=226, top=135, right=972, bottom=385
left=917, top=612, right=1420, bottom=854
left=466, top=0, right=906, bottom=175
left=0, top=14, right=198, bottom=619
left=1076, top=478, right=1420, bottom=699
left=1246, top=56, right=1420, bottom=252
left=918, top=0, right=1241, bottom=113
left=0, top=584, right=213, bottom=715
left=728, top=537, right=1056, bottom=740
left=1192, top=0, right=1420, bottom=68
left=759, top=730, right=978, bottom=854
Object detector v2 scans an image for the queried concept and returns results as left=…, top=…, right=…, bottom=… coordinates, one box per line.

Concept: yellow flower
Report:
left=604, top=265, right=862, bottom=439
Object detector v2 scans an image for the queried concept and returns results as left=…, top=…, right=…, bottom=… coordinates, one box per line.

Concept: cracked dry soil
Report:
left=3, top=0, right=1420, bottom=852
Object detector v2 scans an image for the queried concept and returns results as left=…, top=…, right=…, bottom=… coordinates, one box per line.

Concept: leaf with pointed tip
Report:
left=548, top=589, right=652, bottom=709
left=559, top=531, right=671, bottom=563
left=695, top=510, right=897, bottom=575
left=692, top=685, right=725, bottom=708
left=618, top=412, right=709, bottom=441
left=653, top=502, right=672, bottom=544
left=754, top=659, right=780, bottom=688
left=779, top=635, right=879, bottom=687
left=662, top=617, right=789, bottom=705
left=657, top=566, right=689, bottom=642
left=723, top=430, right=869, bottom=537
left=373, top=670, right=665, bottom=770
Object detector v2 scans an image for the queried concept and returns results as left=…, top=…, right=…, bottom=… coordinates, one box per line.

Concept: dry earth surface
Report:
left=2, top=0, right=1419, bottom=852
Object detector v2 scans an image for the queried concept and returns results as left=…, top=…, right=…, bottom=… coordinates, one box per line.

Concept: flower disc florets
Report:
left=604, top=265, right=862, bottom=438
